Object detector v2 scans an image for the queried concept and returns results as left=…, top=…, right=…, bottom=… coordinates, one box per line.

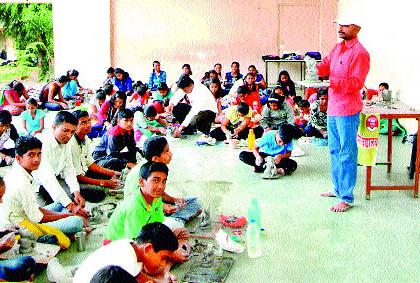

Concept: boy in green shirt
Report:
left=105, top=161, right=190, bottom=263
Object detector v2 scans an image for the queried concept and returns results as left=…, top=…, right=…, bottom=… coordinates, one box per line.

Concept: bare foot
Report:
left=277, top=168, right=285, bottom=176
left=320, top=192, right=336, bottom=197
left=330, top=201, right=352, bottom=212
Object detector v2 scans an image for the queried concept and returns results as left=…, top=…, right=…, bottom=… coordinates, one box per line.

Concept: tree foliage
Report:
left=0, top=3, right=54, bottom=80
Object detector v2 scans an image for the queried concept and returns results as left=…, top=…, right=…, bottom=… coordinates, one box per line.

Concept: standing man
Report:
left=317, top=15, right=370, bottom=212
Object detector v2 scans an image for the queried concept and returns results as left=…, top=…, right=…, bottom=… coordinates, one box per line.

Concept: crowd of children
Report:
left=0, top=61, right=343, bottom=282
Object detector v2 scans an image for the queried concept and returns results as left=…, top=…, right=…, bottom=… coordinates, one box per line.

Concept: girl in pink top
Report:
left=1, top=80, right=29, bottom=116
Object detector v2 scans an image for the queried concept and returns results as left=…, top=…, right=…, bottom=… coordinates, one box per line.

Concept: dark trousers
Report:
left=172, top=103, right=192, bottom=124
left=239, top=151, right=297, bottom=174
left=303, top=124, right=324, bottom=138
left=95, top=152, right=135, bottom=172
left=190, top=110, right=216, bottom=135
left=210, top=125, right=264, bottom=141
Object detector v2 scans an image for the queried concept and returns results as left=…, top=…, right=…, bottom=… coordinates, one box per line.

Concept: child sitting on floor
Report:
left=124, top=136, right=202, bottom=228
left=21, top=98, right=45, bottom=136
left=239, top=124, right=297, bottom=175
left=74, top=222, right=179, bottom=283
left=134, top=105, right=168, bottom=141
left=127, top=83, right=150, bottom=109
left=260, top=93, right=294, bottom=132
left=294, top=99, right=310, bottom=130
left=0, top=110, right=19, bottom=166
left=304, top=90, right=328, bottom=138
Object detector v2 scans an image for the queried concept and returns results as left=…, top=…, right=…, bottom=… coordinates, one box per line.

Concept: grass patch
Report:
left=0, top=64, right=38, bottom=84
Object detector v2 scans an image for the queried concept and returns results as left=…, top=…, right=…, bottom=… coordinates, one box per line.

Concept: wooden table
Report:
left=363, top=103, right=420, bottom=199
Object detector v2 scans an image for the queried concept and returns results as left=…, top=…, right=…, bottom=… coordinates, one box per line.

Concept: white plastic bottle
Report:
left=246, top=219, right=262, bottom=258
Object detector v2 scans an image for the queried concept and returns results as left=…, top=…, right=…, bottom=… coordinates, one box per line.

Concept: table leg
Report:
left=366, top=166, right=372, bottom=200
left=265, top=61, right=268, bottom=86
left=387, top=118, right=393, bottom=173
left=414, top=120, right=420, bottom=198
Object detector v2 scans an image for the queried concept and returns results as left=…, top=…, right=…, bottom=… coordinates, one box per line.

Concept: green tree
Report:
left=0, top=3, right=54, bottom=80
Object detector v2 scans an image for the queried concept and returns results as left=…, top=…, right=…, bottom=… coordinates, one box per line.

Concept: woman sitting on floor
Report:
left=0, top=80, right=29, bottom=116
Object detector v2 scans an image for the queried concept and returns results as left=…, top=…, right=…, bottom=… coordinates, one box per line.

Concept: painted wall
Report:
left=52, top=0, right=110, bottom=87
left=338, top=0, right=417, bottom=109
left=111, top=0, right=337, bottom=86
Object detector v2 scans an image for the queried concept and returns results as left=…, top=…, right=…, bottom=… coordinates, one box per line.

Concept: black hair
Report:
left=182, top=64, right=192, bottom=75
left=135, top=222, right=178, bottom=253
left=274, top=86, right=287, bottom=96
left=72, top=110, right=89, bottom=120
left=208, top=78, right=223, bottom=99
left=2, top=256, right=35, bottom=282
left=201, top=71, right=210, bottom=82
left=231, top=61, right=240, bottom=68
left=298, top=99, right=310, bottom=108
left=293, top=96, right=302, bottom=105
left=135, top=85, right=148, bottom=97
left=57, top=75, right=70, bottom=84
left=95, top=89, right=106, bottom=101
left=144, top=105, right=157, bottom=118
left=214, top=63, right=222, bottom=69
left=0, top=110, right=12, bottom=125
left=317, top=87, right=329, bottom=99
left=248, top=65, right=257, bottom=71
left=26, top=98, right=38, bottom=107
left=237, top=102, right=250, bottom=115
left=103, top=83, right=114, bottom=95
left=15, top=135, right=42, bottom=157
left=110, top=91, right=127, bottom=108
left=139, top=161, right=169, bottom=180
left=118, top=108, right=134, bottom=120
left=157, top=82, right=169, bottom=91
left=67, top=69, right=79, bottom=77
left=236, top=85, right=249, bottom=95
left=267, top=93, right=285, bottom=109
left=277, top=124, right=294, bottom=144
left=152, top=60, right=160, bottom=72
left=379, top=82, right=389, bottom=90
left=177, top=74, right=194, bottom=89
left=54, top=111, right=78, bottom=126
left=132, top=80, right=145, bottom=90
left=278, top=70, right=291, bottom=81
left=90, top=265, right=137, bottom=283
left=7, top=80, right=25, bottom=94
left=115, top=68, right=129, bottom=80
left=142, top=136, right=168, bottom=161
left=106, top=67, right=115, bottom=74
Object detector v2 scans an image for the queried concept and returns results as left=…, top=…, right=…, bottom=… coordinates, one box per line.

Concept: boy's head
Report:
left=117, top=109, right=134, bottom=131
left=245, top=72, right=256, bottom=85
left=103, top=83, right=114, bottom=96
left=139, top=162, right=169, bottom=199
left=267, top=93, right=285, bottom=111
left=142, top=136, right=172, bottom=164
left=318, top=88, right=328, bottom=106
left=274, top=86, right=287, bottom=97
left=144, top=105, right=157, bottom=119
left=177, top=75, right=194, bottom=93
left=0, top=110, right=12, bottom=135
left=107, top=67, right=115, bottom=78
left=90, top=265, right=137, bottom=283
left=276, top=124, right=294, bottom=145
left=57, top=75, right=70, bottom=87
left=379, top=82, right=389, bottom=91
left=236, top=85, right=249, bottom=98
left=73, top=110, right=91, bottom=136
left=157, top=82, right=169, bottom=96
left=298, top=100, right=310, bottom=113
left=135, top=85, right=148, bottom=97
left=134, top=222, right=178, bottom=275
left=237, top=102, right=250, bottom=117
left=53, top=111, right=78, bottom=144
left=15, top=135, right=43, bottom=173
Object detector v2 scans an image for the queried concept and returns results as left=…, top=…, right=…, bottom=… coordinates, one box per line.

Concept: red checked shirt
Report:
left=317, top=37, right=370, bottom=116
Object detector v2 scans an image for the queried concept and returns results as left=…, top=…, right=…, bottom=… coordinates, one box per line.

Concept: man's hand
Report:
left=68, top=203, right=90, bottom=218
left=163, top=203, right=177, bottom=215
left=105, top=178, right=121, bottom=189
left=173, top=128, right=183, bottom=138
left=73, top=191, right=85, bottom=208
